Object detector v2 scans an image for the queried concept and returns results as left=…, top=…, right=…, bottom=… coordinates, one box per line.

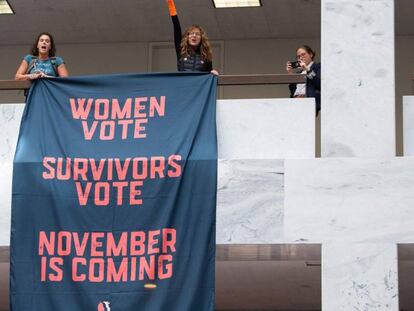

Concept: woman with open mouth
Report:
left=15, top=32, right=69, bottom=81
left=166, top=0, right=218, bottom=75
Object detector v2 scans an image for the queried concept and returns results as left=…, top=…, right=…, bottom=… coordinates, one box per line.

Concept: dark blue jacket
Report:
left=171, top=15, right=212, bottom=72
left=289, top=62, right=321, bottom=114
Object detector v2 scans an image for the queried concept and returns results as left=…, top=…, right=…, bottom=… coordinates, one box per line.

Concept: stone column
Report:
left=284, top=157, right=411, bottom=311
left=321, top=1, right=397, bottom=307
left=403, top=96, right=414, bottom=155
left=321, top=0, right=395, bottom=157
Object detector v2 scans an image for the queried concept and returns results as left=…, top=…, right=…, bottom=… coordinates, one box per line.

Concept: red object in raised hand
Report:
left=166, top=0, right=177, bottom=16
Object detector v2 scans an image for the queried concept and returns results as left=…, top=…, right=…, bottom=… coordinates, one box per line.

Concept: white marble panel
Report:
left=3, top=98, right=316, bottom=161
left=217, top=98, right=315, bottom=159
left=403, top=96, right=414, bottom=156
left=0, top=104, right=24, bottom=162
left=321, top=0, right=395, bottom=157
left=217, top=159, right=284, bottom=243
left=322, top=243, right=398, bottom=311
left=0, top=158, right=285, bottom=246
left=284, top=157, right=414, bottom=243
left=0, top=104, right=24, bottom=246
left=0, top=162, right=12, bottom=246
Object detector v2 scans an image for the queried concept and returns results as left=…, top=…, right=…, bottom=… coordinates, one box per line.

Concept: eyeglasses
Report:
left=188, top=32, right=201, bottom=37
left=296, top=52, right=308, bottom=59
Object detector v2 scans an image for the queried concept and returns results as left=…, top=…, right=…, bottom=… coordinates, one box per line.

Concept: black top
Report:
left=171, top=15, right=212, bottom=72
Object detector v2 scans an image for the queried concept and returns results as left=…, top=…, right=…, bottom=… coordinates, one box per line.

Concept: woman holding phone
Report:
left=286, top=45, right=320, bottom=114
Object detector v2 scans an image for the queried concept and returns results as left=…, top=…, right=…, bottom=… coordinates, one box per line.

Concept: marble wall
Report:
left=0, top=99, right=316, bottom=247
left=0, top=104, right=22, bottom=246
left=0, top=104, right=24, bottom=162
left=320, top=0, right=399, bottom=309
left=217, top=159, right=284, bottom=243
left=403, top=96, right=414, bottom=156
left=322, top=243, right=399, bottom=310
left=217, top=98, right=315, bottom=159
left=0, top=4, right=407, bottom=305
left=0, top=163, right=12, bottom=246
left=284, top=157, right=414, bottom=244
left=284, top=156, right=413, bottom=311
left=321, top=0, right=395, bottom=157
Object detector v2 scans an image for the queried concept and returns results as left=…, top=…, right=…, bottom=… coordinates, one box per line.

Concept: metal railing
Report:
left=0, top=246, right=7, bottom=263
left=0, top=80, right=31, bottom=90
left=412, top=75, right=414, bottom=94
left=0, top=73, right=305, bottom=92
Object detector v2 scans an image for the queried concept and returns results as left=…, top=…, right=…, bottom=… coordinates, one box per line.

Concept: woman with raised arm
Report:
left=166, top=0, right=218, bottom=75
left=15, top=32, right=69, bottom=81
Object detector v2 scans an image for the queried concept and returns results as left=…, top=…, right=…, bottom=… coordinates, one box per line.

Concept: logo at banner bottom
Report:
left=97, top=301, right=111, bottom=311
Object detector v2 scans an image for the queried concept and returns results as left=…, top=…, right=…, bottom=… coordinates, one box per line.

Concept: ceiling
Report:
left=1, top=0, right=411, bottom=46
left=1, top=0, right=320, bottom=45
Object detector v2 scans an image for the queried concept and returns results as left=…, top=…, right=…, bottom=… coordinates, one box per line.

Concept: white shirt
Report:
left=293, top=61, right=314, bottom=97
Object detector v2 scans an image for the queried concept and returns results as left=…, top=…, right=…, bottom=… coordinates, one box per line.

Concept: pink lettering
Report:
left=90, top=233, right=105, bottom=257
left=150, top=156, right=165, bottom=178
left=158, top=255, right=173, bottom=279
left=162, top=228, right=177, bottom=253
left=139, top=256, right=155, bottom=280
left=99, top=121, right=115, bottom=140
left=72, top=257, right=86, bottom=282
left=89, top=258, right=105, bottom=282
left=111, top=98, right=132, bottom=119
left=134, top=97, right=148, bottom=118
left=94, top=182, right=110, bottom=206
left=39, top=231, right=55, bottom=255
left=134, top=118, right=148, bottom=138
left=148, top=230, right=160, bottom=255
left=81, top=120, right=98, bottom=140
left=149, top=96, right=165, bottom=117
left=42, top=157, right=56, bottom=179
left=130, top=181, right=143, bottom=205
left=70, top=98, right=93, bottom=120
left=94, top=99, right=110, bottom=120
left=107, top=258, right=128, bottom=282
left=75, top=182, right=92, bottom=206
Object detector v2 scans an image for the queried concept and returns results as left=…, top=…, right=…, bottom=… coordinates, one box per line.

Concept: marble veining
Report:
left=217, top=98, right=315, bottom=159
left=0, top=162, right=12, bottom=246
left=0, top=158, right=286, bottom=246
left=323, top=243, right=398, bottom=310
left=403, top=96, right=414, bottom=156
left=321, top=0, right=395, bottom=157
left=217, top=159, right=284, bottom=243
left=285, top=157, right=414, bottom=243
left=0, top=104, right=24, bottom=162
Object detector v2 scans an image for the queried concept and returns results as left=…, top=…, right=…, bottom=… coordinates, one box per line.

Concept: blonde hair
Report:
left=180, top=25, right=213, bottom=62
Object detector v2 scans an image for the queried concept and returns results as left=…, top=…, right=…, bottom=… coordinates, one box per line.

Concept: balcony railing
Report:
left=0, top=73, right=305, bottom=94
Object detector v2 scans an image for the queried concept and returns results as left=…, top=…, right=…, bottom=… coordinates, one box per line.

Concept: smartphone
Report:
left=290, top=61, right=300, bottom=69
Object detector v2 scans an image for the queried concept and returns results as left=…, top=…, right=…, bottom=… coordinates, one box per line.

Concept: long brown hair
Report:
left=30, top=32, right=56, bottom=57
left=180, top=25, right=212, bottom=62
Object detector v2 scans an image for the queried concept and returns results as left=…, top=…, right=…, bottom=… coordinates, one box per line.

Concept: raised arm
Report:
left=166, top=0, right=182, bottom=59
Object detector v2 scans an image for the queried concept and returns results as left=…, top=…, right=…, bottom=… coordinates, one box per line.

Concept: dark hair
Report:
left=296, top=45, right=315, bottom=60
left=180, top=25, right=213, bottom=62
left=30, top=32, right=56, bottom=57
